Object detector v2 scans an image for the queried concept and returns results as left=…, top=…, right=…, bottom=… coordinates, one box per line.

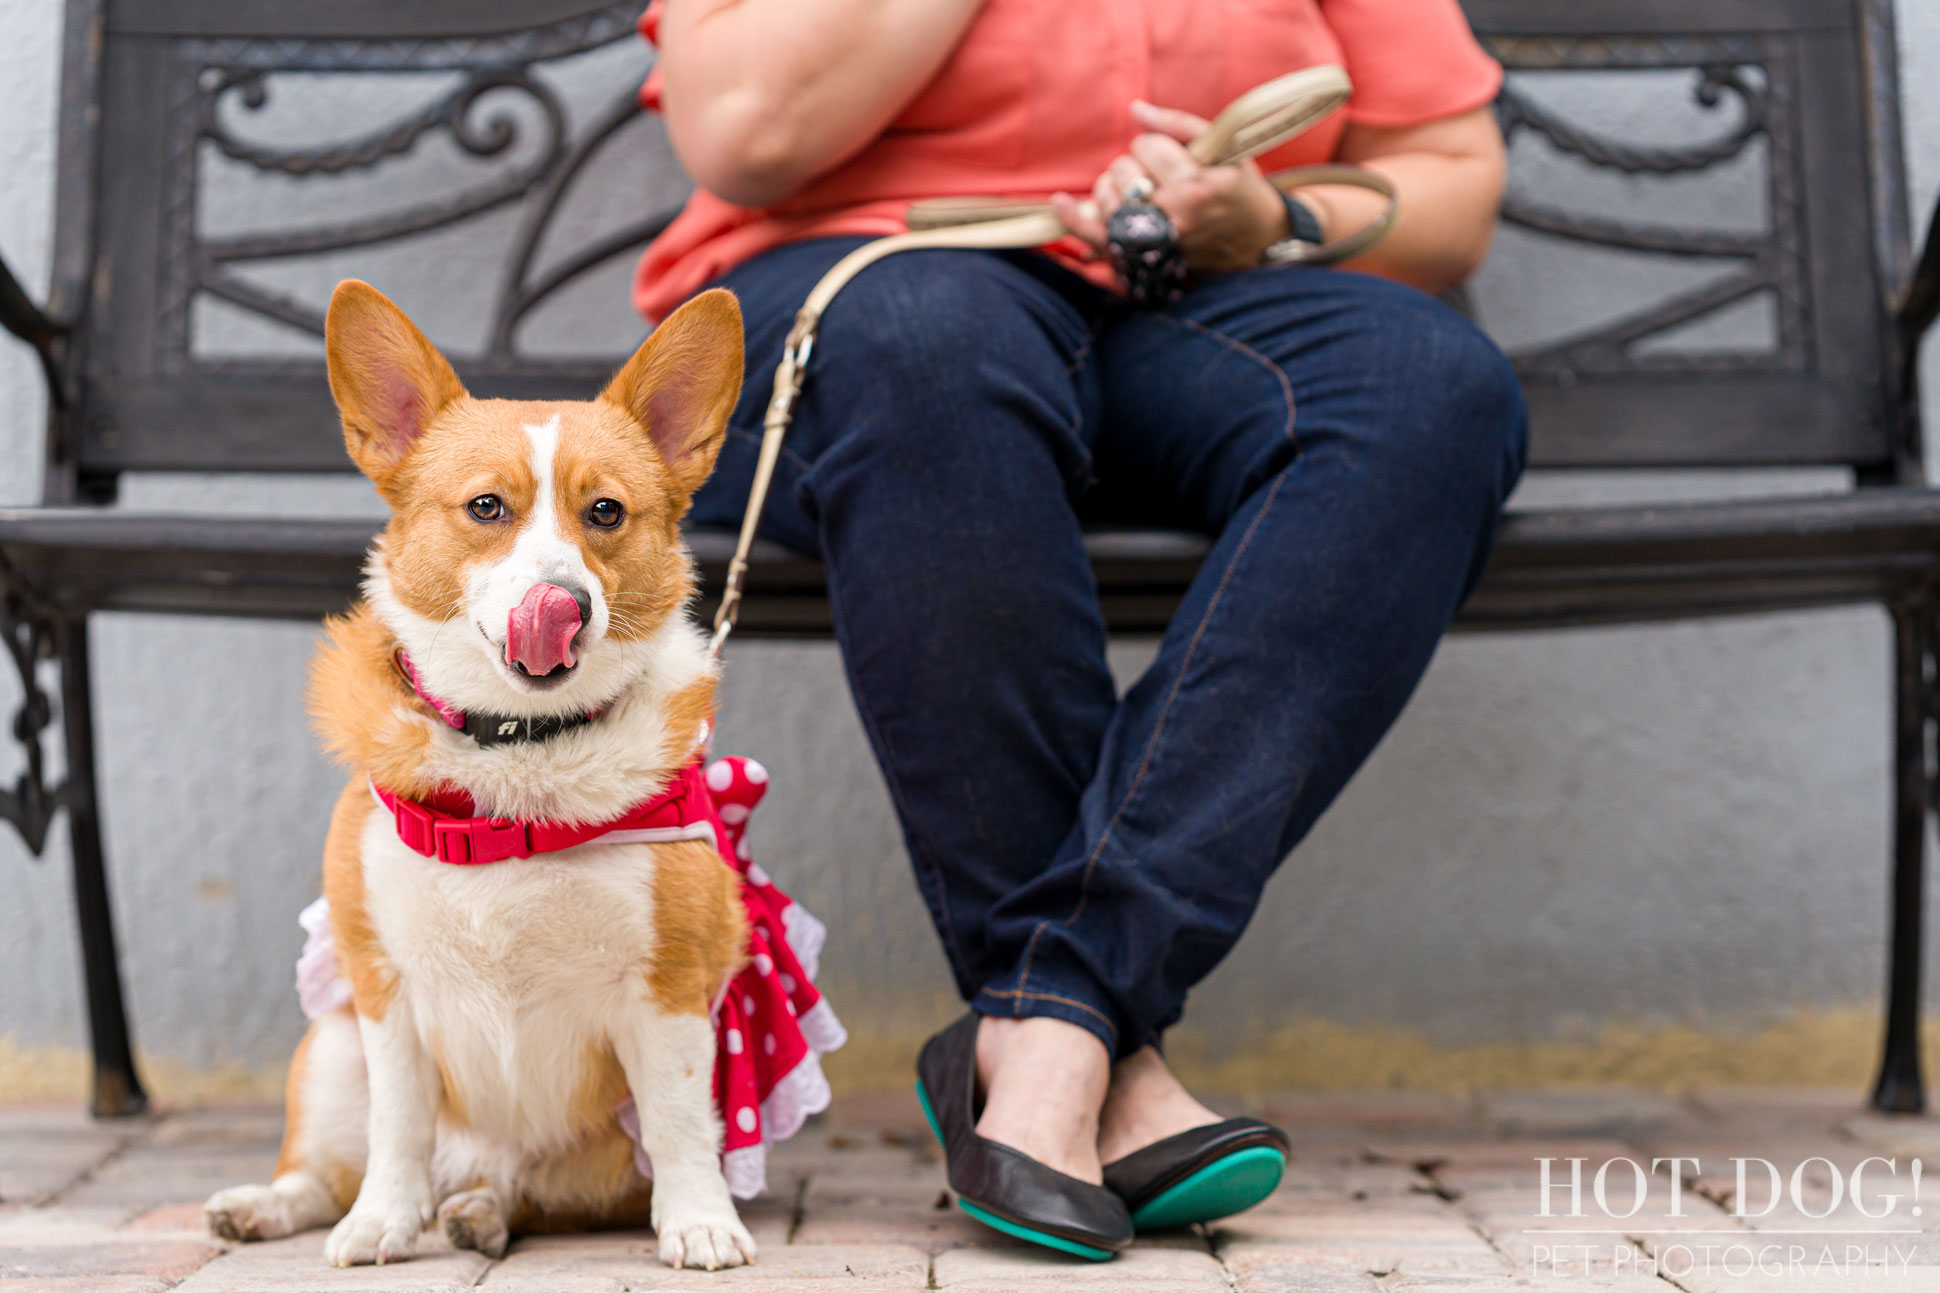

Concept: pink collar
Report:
left=371, top=760, right=722, bottom=866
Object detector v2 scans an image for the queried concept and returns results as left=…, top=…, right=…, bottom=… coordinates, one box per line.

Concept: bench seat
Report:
left=7, top=489, right=1940, bottom=633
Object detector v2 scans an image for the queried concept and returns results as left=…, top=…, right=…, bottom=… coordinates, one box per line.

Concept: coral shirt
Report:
left=633, top=0, right=1502, bottom=321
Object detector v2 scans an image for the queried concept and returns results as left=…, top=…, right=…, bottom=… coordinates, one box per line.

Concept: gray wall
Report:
left=4, top=1, right=1940, bottom=1098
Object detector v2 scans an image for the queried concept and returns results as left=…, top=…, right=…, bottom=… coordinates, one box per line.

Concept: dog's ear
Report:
left=325, top=280, right=466, bottom=486
left=601, top=289, right=744, bottom=497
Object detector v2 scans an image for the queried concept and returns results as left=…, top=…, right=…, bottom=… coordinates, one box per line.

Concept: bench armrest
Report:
left=0, top=246, right=67, bottom=405
left=1902, top=190, right=1940, bottom=358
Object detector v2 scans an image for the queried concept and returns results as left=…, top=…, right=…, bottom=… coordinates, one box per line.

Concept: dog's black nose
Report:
left=548, top=581, right=594, bottom=625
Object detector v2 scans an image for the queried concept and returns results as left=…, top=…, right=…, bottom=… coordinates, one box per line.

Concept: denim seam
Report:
left=976, top=987, right=1120, bottom=1043
left=1014, top=463, right=1293, bottom=1008
left=1165, top=313, right=1300, bottom=449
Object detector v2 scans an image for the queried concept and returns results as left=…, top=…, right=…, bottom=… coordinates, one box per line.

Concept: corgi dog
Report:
left=203, top=281, right=759, bottom=1271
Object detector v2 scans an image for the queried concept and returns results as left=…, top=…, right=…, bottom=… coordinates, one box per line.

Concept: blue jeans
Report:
left=691, top=238, right=1527, bottom=1058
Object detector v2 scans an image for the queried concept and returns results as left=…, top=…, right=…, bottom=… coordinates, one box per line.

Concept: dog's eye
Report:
left=467, top=495, right=505, bottom=522
left=588, top=498, right=625, bottom=529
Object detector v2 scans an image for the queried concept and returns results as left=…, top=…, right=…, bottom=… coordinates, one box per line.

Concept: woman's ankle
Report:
left=972, top=1015, right=1112, bottom=1182
left=1096, top=1046, right=1222, bottom=1164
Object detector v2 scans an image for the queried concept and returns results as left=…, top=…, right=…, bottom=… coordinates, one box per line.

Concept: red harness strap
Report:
left=372, top=760, right=718, bottom=866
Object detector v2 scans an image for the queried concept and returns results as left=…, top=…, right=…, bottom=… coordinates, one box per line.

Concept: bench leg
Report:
left=1872, top=603, right=1929, bottom=1114
left=58, top=618, right=148, bottom=1118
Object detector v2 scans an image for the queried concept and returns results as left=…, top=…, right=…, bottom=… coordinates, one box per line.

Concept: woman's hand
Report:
left=1059, top=100, right=1507, bottom=293
left=1055, top=100, right=1293, bottom=275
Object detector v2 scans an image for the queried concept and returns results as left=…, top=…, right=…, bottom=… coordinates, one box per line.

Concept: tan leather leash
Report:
left=708, top=65, right=1398, bottom=655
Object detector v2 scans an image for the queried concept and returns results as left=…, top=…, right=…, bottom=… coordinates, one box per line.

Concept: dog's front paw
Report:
left=205, top=1184, right=290, bottom=1242
left=439, top=1187, right=509, bottom=1259
left=324, top=1190, right=431, bottom=1267
left=655, top=1206, right=757, bottom=1271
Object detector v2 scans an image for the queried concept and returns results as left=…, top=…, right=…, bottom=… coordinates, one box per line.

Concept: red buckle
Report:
left=432, top=817, right=529, bottom=865
left=392, top=796, right=438, bottom=857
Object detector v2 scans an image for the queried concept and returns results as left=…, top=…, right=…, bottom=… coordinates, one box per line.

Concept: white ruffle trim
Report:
left=722, top=1046, right=835, bottom=1199
left=781, top=901, right=828, bottom=982
left=796, top=997, right=848, bottom=1056
left=295, top=896, right=351, bottom=1020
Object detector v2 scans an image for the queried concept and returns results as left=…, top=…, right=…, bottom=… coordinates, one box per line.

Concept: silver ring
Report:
left=1120, top=175, right=1156, bottom=204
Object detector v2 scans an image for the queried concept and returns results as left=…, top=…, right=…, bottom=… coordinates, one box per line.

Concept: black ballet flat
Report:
left=1102, top=1116, right=1291, bottom=1229
left=914, top=1013, right=1134, bottom=1260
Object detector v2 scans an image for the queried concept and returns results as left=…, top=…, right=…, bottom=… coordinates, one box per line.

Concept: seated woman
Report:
left=636, top=0, right=1526, bottom=1258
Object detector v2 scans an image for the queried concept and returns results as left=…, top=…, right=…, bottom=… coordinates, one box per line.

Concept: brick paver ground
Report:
left=6, top=1088, right=1940, bottom=1290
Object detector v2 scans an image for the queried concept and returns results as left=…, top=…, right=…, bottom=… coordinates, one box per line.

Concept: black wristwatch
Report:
left=1260, top=192, right=1325, bottom=266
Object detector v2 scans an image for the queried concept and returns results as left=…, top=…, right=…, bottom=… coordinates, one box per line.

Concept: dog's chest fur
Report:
left=359, top=813, right=664, bottom=1151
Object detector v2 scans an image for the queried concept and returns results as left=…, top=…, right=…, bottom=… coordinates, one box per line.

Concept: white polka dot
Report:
left=753, top=953, right=774, bottom=976
left=780, top=973, right=797, bottom=994
left=742, top=995, right=756, bottom=1014
left=763, top=1033, right=777, bottom=1056
left=706, top=761, right=734, bottom=792
left=785, top=999, right=797, bottom=1016
left=725, top=1028, right=744, bottom=1055
left=747, top=864, right=772, bottom=886
left=735, top=1106, right=757, bottom=1133
left=737, top=839, right=753, bottom=862
left=743, top=760, right=769, bottom=785
left=719, top=802, right=750, bottom=825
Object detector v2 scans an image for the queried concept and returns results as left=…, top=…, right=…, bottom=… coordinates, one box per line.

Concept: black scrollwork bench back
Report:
left=44, top=0, right=1908, bottom=484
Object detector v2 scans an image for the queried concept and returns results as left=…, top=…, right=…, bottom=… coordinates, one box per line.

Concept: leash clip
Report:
left=761, top=316, right=816, bottom=435
left=709, top=603, right=737, bottom=658
left=784, top=320, right=816, bottom=375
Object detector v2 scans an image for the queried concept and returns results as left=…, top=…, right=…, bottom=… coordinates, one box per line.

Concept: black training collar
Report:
left=394, top=647, right=601, bottom=747
left=460, top=709, right=601, bottom=747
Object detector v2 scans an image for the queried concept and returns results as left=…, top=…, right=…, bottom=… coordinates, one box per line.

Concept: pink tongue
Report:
left=506, top=584, right=582, bottom=676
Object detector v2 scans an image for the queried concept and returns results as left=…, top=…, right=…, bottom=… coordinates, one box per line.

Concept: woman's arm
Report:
left=655, top=0, right=985, bottom=207
left=1306, top=107, right=1506, bottom=292
left=1057, top=101, right=1506, bottom=295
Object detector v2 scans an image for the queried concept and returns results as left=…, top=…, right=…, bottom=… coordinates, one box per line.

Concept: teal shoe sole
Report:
left=1128, top=1144, right=1286, bottom=1230
left=914, top=1079, right=1116, bottom=1262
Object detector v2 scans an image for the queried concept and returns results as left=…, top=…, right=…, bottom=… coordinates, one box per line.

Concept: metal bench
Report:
left=5, top=0, right=1940, bottom=1118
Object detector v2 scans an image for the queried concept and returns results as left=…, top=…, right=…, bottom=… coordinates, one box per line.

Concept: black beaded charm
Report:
left=1106, top=198, right=1187, bottom=308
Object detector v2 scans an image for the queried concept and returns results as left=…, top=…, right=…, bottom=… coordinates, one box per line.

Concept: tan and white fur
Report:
left=204, top=282, right=756, bottom=1271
